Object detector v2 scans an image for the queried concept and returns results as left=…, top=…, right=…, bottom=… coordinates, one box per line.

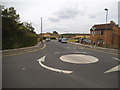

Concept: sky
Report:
left=1, top=0, right=119, bottom=34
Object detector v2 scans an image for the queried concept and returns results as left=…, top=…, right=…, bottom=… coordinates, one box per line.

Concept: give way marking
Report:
left=104, top=57, right=120, bottom=73
left=37, top=56, right=73, bottom=74
left=104, top=64, right=120, bottom=74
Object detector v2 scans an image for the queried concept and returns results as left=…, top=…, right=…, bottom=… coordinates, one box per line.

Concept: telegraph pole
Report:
left=41, top=17, right=43, bottom=43
left=41, top=17, right=42, bottom=35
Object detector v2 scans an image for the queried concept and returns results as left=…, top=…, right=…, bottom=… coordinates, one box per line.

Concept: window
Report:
left=98, top=30, right=104, bottom=35
left=91, top=31, right=95, bottom=35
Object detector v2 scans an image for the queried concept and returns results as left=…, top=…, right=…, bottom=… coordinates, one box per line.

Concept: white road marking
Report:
left=22, top=67, right=26, bottom=70
left=104, top=65, right=120, bottom=73
left=37, top=56, right=73, bottom=74
left=73, top=52, right=86, bottom=54
left=112, top=57, right=120, bottom=61
left=67, top=47, right=71, bottom=49
left=54, top=52, right=60, bottom=54
left=60, top=54, right=99, bottom=64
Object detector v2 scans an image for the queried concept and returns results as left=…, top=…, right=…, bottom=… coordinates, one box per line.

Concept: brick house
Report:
left=90, top=21, right=120, bottom=48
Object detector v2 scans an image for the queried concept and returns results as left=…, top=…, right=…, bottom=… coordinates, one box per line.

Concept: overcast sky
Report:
left=1, top=0, right=119, bottom=34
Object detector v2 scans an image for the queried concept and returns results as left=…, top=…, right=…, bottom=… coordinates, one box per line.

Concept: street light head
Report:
left=104, top=8, right=108, bottom=11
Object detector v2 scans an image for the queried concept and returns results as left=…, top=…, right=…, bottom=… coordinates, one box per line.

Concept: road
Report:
left=2, top=40, right=119, bottom=88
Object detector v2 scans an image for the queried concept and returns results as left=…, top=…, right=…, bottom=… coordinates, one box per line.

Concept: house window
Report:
left=91, top=31, right=95, bottom=35
left=98, top=30, right=104, bottom=35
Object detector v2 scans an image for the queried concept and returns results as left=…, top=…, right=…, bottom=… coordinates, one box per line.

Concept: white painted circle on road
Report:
left=60, top=54, right=99, bottom=64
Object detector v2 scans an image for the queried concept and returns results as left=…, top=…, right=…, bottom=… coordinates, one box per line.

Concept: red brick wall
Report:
left=90, top=30, right=112, bottom=44
left=112, top=25, right=120, bottom=48
left=90, top=25, right=120, bottom=48
left=105, top=30, right=112, bottom=45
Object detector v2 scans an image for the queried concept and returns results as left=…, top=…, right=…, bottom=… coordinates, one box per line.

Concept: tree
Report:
left=53, top=31, right=58, bottom=34
left=23, top=22, right=34, bottom=32
left=2, top=6, right=20, bottom=22
left=2, top=6, right=38, bottom=50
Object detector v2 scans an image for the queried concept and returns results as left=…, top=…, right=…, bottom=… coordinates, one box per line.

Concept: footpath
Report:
left=2, top=42, right=45, bottom=56
left=68, top=42, right=119, bottom=55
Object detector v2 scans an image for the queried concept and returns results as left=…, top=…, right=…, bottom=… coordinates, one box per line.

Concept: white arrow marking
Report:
left=112, top=57, right=120, bottom=61
left=104, top=64, right=120, bottom=74
left=37, top=56, right=73, bottom=74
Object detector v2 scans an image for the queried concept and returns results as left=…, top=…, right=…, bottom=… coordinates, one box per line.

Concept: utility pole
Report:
left=41, top=17, right=42, bottom=35
left=41, top=17, right=43, bottom=42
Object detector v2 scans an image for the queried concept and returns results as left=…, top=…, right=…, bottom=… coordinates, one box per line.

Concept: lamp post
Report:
left=104, top=8, right=108, bottom=47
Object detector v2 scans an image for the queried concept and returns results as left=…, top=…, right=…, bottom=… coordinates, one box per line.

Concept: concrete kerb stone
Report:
left=2, top=43, right=39, bottom=52
left=68, top=42, right=92, bottom=48
left=67, top=42, right=118, bottom=51
left=1, top=42, right=43, bottom=54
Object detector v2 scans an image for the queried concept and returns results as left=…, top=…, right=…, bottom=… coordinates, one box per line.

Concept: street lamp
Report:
left=104, top=8, right=108, bottom=47
left=104, top=8, right=108, bottom=25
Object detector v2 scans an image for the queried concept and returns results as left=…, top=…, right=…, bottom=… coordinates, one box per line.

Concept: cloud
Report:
left=48, top=17, right=60, bottom=22
left=89, top=15, right=96, bottom=19
left=2, top=0, right=118, bottom=34
left=55, top=7, right=80, bottom=19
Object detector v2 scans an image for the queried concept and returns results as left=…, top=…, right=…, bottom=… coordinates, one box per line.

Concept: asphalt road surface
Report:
left=2, top=40, right=119, bottom=88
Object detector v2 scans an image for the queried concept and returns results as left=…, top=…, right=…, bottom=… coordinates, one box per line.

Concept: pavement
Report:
left=2, top=40, right=119, bottom=88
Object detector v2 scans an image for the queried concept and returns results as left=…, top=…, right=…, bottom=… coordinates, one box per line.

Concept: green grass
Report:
left=68, top=39, right=79, bottom=42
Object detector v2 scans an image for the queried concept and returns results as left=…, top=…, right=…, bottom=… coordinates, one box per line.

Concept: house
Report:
left=90, top=21, right=120, bottom=48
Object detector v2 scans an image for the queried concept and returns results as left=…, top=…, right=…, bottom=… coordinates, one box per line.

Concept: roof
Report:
left=90, top=21, right=117, bottom=31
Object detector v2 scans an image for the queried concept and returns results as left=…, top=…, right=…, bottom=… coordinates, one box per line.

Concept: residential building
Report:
left=90, top=21, right=120, bottom=48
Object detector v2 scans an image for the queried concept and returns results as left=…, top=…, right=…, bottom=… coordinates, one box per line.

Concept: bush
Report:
left=2, top=6, right=38, bottom=50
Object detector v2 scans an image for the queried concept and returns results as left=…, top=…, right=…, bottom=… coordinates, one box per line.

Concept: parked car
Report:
left=58, top=38, right=62, bottom=42
left=82, top=38, right=92, bottom=44
left=61, top=38, right=68, bottom=43
left=79, top=38, right=92, bottom=44
left=78, top=38, right=84, bottom=43
left=86, top=39, right=92, bottom=44
left=46, top=38, right=51, bottom=42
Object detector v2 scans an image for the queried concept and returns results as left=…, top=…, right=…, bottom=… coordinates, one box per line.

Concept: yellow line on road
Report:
left=67, top=43, right=118, bottom=56
left=2, top=44, right=46, bottom=57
